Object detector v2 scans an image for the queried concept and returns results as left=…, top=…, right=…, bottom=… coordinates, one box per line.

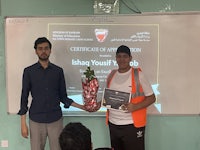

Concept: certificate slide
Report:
left=8, top=14, right=200, bottom=115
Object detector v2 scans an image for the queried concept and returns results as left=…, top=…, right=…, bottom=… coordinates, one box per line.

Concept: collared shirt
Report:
left=18, top=62, right=73, bottom=123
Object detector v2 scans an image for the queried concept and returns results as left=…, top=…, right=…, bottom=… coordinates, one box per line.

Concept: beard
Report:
left=38, top=54, right=49, bottom=61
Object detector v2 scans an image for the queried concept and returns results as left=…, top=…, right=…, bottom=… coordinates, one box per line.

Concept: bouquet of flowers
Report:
left=82, top=67, right=99, bottom=111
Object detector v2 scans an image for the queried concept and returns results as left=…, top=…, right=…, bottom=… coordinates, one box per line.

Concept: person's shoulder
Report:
left=110, top=69, right=118, bottom=73
left=49, top=62, right=63, bottom=71
left=24, top=62, right=39, bottom=71
left=107, top=69, right=117, bottom=77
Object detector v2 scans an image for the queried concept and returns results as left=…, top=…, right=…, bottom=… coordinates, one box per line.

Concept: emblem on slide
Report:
left=95, top=29, right=108, bottom=42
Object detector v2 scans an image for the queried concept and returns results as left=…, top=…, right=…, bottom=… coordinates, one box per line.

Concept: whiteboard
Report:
left=5, top=12, right=200, bottom=115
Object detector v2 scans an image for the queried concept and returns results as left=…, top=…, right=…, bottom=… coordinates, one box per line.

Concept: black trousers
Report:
left=108, top=122, right=145, bottom=150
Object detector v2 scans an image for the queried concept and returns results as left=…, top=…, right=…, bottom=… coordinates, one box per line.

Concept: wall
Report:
left=1, top=0, right=200, bottom=149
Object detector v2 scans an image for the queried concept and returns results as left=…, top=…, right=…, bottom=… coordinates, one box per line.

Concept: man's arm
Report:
left=126, top=94, right=156, bottom=112
left=18, top=68, right=30, bottom=138
left=20, top=114, right=29, bottom=138
left=71, top=102, right=86, bottom=111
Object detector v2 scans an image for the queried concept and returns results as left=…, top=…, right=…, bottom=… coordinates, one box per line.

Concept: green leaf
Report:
left=83, top=66, right=95, bottom=82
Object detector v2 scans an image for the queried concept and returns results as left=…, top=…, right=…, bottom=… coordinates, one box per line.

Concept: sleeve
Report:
left=139, top=71, right=154, bottom=96
left=17, top=68, right=30, bottom=115
left=59, top=68, right=74, bottom=108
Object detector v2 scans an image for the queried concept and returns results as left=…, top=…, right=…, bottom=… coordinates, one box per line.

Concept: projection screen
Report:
left=5, top=12, right=200, bottom=115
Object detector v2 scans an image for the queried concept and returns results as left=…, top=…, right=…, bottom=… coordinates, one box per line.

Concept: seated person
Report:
left=59, top=122, right=92, bottom=150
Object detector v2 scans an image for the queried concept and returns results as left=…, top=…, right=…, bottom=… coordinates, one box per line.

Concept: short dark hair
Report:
left=116, top=45, right=131, bottom=56
left=59, top=122, right=92, bottom=150
left=34, top=37, right=52, bottom=50
left=94, top=148, right=112, bottom=150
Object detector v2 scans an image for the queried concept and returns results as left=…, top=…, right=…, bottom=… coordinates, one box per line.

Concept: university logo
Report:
left=95, top=29, right=108, bottom=42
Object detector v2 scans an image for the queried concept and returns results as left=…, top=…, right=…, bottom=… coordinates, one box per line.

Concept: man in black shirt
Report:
left=18, top=37, right=85, bottom=150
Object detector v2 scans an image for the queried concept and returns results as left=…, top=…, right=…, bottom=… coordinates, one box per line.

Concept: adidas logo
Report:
left=137, top=130, right=143, bottom=138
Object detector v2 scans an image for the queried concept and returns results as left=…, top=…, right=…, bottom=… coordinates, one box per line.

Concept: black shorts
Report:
left=108, top=122, right=145, bottom=150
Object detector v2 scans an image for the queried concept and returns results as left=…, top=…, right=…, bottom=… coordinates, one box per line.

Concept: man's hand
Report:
left=21, top=115, right=28, bottom=138
left=124, top=94, right=156, bottom=112
left=21, top=123, right=29, bottom=138
left=125, top=103, right=138, bottom=112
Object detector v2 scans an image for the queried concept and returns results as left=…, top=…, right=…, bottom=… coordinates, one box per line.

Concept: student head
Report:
left=116, top=45, right=132, bottom=72
left=94, top=148, right=112, bottom=150
left=59, top=122, right=92, bottom=150
left=116, top=45, right=131, bottom=57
